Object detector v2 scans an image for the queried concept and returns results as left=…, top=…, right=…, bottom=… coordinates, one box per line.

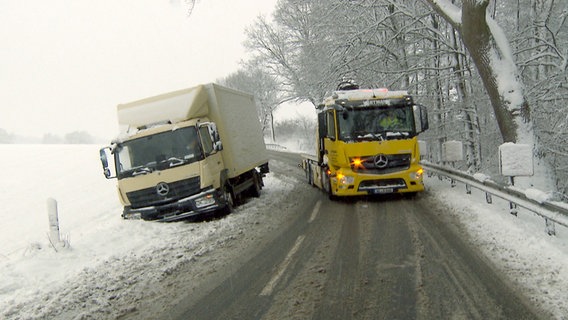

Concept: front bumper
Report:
left=123, top=189, right=228, bottom=222
left=330, top=167, right=425, bottom=196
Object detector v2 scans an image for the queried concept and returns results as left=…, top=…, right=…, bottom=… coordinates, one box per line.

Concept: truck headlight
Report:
left=410, top=168, right=424, bottom=180
left=339, top=174, right=355, bottom=185
left=195, top=194, right=215, bottom=208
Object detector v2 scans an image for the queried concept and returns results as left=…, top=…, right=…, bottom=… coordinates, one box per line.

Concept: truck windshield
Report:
left=115, top=126, right=204, bottom=178
left=337, top=105, right=414, bottom=142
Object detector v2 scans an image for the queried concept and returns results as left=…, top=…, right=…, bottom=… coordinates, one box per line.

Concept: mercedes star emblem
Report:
left=374, top=154, right=389, bottom=168
left=156, top=182, right=170, bottom=196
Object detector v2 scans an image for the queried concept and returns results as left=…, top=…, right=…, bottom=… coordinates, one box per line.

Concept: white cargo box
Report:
left=202, top=84, right=268, bottom=178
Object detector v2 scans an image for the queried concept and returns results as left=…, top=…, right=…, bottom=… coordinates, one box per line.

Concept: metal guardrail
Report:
left=422, top=161, right=568, bottom=236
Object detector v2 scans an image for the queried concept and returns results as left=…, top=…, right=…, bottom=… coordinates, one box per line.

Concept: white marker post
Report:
left=47, top=198, right=62, bottom=251
left=442, top=140, right=464, bottom=188
left=499, top=143, right=534, bottom=217
left=418, top=140, right=428, bottom=161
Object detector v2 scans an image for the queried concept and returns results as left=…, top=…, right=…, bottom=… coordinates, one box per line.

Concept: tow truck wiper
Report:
left=132, top=167, right=152, bottom=176
left=167, top=157, right=186, bottom=167
left=372, top=132, right=386, bottom=141
left=385, top=131, right=411, bottom=139
left=355, top=132, right=386, bottom=141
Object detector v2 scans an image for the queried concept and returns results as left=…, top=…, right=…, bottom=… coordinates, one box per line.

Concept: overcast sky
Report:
left=0, top=0, right=286, bottom=141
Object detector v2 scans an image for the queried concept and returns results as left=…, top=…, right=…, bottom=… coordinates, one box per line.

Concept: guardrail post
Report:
left=450, top=161, right=456, bottom=187
left=485, top=192, right=493, bottom=204
left=545, top=218, right=556, bottom=236
left=509, top=202, right=518, bottom=216
left=508, top=177, right=518, bottom=216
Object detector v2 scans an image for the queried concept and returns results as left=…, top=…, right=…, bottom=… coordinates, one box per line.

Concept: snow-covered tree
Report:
left=245, top=0, right=335, bottom=106
left=506, top=0, right=568, bottom=193
left=64, top=131, right=94, bottom=144
left=0, top=128, right=13, bottom=144
left=241, top=0, right=565, bottom=191
left=424, top=0, right=559, bottom=189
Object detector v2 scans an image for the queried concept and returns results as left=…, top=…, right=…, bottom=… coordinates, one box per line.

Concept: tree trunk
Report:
left=461, top=0, right=526, bottom=143
left=425, top=0, right=533, bottom=144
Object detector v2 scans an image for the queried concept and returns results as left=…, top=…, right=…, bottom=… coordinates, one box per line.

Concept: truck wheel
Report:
left=327, top=181, right=337, bottom=201
left=322, top=173, right=329, bottom=193
left=322, top=173, right=337, bottom=200
left=307, top=165, right=313, bottom=186
left=222, top=186, right=234, bottom=214
left=249, top=171, right=261, bottom=198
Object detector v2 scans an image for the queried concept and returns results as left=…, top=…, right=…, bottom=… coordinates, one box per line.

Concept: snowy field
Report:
left=0, top=145, right=567, bottom=319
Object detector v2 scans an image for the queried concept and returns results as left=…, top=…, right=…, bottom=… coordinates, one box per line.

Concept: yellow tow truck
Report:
left=301, top=85, right=429, bottom=198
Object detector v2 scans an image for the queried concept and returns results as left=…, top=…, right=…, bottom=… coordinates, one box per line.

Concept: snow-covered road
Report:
left=0, top=145, right=567, bottom=319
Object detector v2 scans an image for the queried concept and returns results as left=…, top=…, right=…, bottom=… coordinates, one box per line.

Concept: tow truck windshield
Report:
left=115, top=126, right=204, bottom=178
left=337, top=105, right=414, bottom=142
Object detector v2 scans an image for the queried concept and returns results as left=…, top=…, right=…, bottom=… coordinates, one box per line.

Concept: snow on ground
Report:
left=426, top=175, right=568, bottom=319
left=0, top=145, right=567, bottom=319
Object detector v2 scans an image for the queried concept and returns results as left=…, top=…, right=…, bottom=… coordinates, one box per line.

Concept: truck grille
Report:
left=351, top=153, right=410, bottom=175
left=127, top=176, right=201, bottom=208
left=358, top=178, right=407, bottom=191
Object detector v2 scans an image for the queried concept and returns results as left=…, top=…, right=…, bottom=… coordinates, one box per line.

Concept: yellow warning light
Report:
left=351, top=158, right=363, bottom=169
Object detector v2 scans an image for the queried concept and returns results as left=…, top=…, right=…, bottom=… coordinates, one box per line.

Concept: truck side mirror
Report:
left=199, top=122, right=223, bottom=156
left=214, top=140, right=223, bottom=152
left=208, top=123, right=223, bottom=152
left=413, top=104, right=429, bottom=133
left=99, top=147, right=116, bottom=179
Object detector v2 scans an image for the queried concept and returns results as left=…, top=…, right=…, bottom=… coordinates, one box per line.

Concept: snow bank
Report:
left=0, top=145, right=301, bottom=319
left=1, top=145, right=567, bottom=319
left=426, top=176, right=568, bottom=319
left=525, top=188, right=552, bottom=204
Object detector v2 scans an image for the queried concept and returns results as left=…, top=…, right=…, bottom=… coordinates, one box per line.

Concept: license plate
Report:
left=372, top=188, right=393, bottom=194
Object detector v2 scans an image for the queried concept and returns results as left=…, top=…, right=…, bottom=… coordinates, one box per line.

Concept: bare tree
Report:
left=0, top=128, right=13, bottom=144
left=245, top=0, right=341, bottom=105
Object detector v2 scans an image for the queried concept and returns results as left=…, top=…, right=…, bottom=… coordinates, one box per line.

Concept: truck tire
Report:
left=322, top=172, right=337, bottom=201
left=222, top=185, right=234, bottom=214
left=327, top=182, right=337, bottom=201
left=249, top=171, right=261, bottom=198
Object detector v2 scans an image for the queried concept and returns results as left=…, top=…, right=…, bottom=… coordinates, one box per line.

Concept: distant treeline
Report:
left=0, top=128, right=100, bottom=144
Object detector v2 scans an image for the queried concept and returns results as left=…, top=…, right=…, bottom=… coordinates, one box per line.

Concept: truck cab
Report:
left=100, top=119, right=229, bottom=221
left=303, top=88, right=429, bottom=198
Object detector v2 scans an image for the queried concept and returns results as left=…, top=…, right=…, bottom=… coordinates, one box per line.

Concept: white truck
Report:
left=99, top=83, right=269, bottom=221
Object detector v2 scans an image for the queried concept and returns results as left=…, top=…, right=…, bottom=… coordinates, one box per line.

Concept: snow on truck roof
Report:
left=323, top=88, right=409, bottom=105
